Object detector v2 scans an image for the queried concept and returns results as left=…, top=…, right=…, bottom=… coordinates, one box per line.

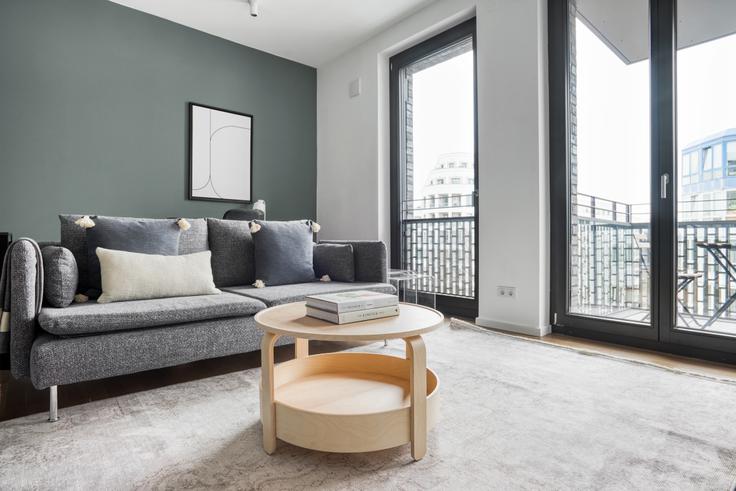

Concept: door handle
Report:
left=660, top=173, right=670, bottom=199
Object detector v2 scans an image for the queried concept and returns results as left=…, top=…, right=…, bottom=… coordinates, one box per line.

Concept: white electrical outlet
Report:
left=497, top=286, right=517, bottom=298
left=349, top=77, right=361, bottom=98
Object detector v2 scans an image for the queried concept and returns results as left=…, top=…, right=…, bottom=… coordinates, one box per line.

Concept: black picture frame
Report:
left=188, top=102, right=254, bottom=204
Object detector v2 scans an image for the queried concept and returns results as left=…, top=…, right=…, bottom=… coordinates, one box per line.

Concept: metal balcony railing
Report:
left=401, top=195, right=475, bottom=298
left=398, top=191, right=736, bottom=312
left=571, top=194, right=736, bottom=321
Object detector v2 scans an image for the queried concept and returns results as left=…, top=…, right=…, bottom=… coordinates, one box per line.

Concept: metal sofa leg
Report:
left=48, top=386, right=58, bottom=423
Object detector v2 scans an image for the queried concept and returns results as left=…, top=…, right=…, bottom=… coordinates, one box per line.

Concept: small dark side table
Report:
left=0, top=232, right=12, bottom=370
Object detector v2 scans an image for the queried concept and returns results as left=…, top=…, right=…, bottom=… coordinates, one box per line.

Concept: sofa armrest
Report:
left=9, top=240, right=41, bottom=378
left=319, top=240, right=388, bottom=283
left=37, top=241, right=61, bottom=249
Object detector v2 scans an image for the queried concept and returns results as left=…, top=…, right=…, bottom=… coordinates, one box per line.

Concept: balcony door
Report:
left=669, top=0, right=736, bottom=353
left=560, top=0, right=654, bottom=341
left=389, top=19, right=478, bottom=318
left=550, top=0, right=736, bottom=361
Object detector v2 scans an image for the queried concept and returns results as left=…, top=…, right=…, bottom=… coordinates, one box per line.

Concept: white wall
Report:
left=317, top=0, right=550, bottom=336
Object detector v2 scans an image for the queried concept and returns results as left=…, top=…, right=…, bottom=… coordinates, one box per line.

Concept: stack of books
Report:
left=305, top=290, right=399, bottom=324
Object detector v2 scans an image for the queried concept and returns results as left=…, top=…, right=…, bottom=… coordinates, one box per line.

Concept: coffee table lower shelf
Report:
left=266, top=352, right=439, bottom=454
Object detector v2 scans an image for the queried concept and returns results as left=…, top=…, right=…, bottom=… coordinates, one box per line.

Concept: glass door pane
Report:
left=674, top=0, right=736, bottom=337
left=392, top=27, right=477, bottom=315
left=567, top=0, right=651, bottom=326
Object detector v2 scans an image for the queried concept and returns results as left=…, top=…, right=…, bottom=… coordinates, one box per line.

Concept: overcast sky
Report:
left=406, top=18, right=736, bottom=209
left=411, top=50, right=474, bottom=200
left=576, top=17, right=736, bottom=207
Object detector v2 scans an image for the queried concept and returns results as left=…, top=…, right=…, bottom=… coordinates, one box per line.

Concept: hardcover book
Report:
left=305, top=290, right=398, bottom=313
left=306, top=305, right=400, bottom=324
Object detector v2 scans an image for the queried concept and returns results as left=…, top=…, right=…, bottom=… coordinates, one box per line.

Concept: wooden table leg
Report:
left=295, top=338, right=309, bottom=359
left=405, top=335, right=427, bottom=461
left=260, top=332, right=279, bottom=454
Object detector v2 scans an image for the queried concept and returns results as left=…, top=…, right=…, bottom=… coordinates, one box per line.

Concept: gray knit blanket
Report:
left=0, top=239, right=43, bottom=354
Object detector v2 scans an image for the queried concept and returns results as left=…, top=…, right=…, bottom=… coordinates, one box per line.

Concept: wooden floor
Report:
left=536, top=332, right=736, bottom=381
left=1, top=320, right=735, bottom=422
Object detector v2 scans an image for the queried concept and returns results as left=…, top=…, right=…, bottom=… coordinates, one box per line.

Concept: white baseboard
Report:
left=474, top=317, right=551, bottom=337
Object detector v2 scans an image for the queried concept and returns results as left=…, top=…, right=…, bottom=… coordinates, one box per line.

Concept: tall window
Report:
left=550, top=0, right=736, bottom=355
left=566, top=0, right=651, bottom=322
left=674, top=0, right=736, bottom=334
left=390, top=19, right=478, bottom=316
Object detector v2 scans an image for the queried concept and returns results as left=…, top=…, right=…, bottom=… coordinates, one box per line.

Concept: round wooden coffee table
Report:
left=255, top=301, right=443, bottom=460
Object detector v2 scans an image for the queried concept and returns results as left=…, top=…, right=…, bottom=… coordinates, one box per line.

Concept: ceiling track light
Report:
left=248, top=0, right=260, bottom=18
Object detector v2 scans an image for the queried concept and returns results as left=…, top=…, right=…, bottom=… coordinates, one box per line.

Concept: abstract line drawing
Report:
left=189, top=103, right=253, bottom=203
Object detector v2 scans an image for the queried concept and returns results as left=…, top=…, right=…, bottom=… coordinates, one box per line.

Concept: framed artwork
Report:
left=189, top=103, right=253, bottom=203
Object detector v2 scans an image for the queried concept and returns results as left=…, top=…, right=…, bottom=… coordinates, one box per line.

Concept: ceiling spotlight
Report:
left=248, top=0, right=259, bottom=17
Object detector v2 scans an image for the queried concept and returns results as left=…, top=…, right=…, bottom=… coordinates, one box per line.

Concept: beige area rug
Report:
left=1, top=323, right=735, bottom=490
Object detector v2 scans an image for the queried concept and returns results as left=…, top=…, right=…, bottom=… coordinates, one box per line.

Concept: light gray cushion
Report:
left=60, top=215, right=208, bottom=293
left=86, top=217, right=181, bottom=295
left=206, top=218, right=255, bottom=287
left=313, top=243, right=355, bottom=282
left=41, top=246, right=78, bottom=308
left=38, top=292, right=266, bottom=336
left=223, top=281, right=395, bottom=306
left=253, top=220, right=314, bottom=286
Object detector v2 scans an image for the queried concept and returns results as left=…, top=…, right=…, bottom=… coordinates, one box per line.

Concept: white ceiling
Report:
left=108, top=0, right=437, bottom=67
left=577, top=0, right=736, bottom=64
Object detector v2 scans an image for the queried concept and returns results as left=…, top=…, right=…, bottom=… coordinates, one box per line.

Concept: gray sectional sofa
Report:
left=6, top=216, right=393, bottom=421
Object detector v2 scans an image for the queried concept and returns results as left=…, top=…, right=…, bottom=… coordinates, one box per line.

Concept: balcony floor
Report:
left=571, top=306, right=736, bottom=337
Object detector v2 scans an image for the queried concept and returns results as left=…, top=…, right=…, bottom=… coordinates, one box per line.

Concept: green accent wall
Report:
left=0, top=0, right=316, bottom=240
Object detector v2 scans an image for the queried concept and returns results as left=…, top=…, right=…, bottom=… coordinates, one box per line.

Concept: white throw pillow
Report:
left=96, top=248, right=220, bottom=303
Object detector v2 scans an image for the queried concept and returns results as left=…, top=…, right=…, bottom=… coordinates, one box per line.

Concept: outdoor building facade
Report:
left=413, top=152, right=474, bottom=219
left=680, top=128, right=736, bottom=221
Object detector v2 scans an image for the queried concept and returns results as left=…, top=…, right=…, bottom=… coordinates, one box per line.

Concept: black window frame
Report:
left=389, top=17, right=479, bottom=318
left=549, top=0, right=736, bottom=363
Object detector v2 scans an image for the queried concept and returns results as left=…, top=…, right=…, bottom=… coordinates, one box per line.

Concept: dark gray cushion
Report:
left=313, top=243, right=355, bottom=282
left=60, top=215, right=208, bottom=293
left=30, top=316, right=293, bottom=389
left=320, top=240, right=388, bottom=283
left=41, top=246, right=78, bottom=308
left=59, top=215, right=89, bottom=292
left=222, top=208, right=265, bottom=221
left=85, top=217, right=181, bottom=295
left=223, top=281, right=395, bottom=306
left=207, top=218, right=255, bottom=287
left=253, top=220, right=314, bottom=286
left=38, top=292, right=266, bottom=336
